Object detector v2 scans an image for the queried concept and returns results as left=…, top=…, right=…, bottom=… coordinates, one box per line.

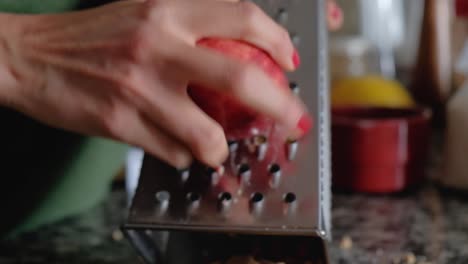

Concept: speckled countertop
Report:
left=2, top=184, right=468, bottom=264
left=330, top=186, right=468, bottom=264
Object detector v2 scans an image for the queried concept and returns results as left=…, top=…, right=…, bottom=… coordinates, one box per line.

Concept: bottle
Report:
left=410, top=0, right=452, bottom=125
left=439, top=0, right=468, bottom=190
left=453, top=0, right=468, bottom=89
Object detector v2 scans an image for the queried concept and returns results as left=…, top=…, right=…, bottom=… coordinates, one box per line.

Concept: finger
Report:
left=327, top=0, right=343, bottom=31
left=117, top=109, right=193, bottom=169
left=142, top=86, right=229, bottom=168
left=176, top=0, right=297, bottom=71
left=172, top=43, right=308, bottom=133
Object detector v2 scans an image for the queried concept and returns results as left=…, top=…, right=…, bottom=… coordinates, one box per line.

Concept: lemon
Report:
left=331, top=75, right=415, bottom=108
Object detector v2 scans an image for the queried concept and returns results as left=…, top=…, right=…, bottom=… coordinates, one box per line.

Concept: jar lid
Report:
left=330, top=36, right=375, bottom=58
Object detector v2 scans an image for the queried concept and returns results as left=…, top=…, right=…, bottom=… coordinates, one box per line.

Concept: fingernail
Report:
left=297, top=113, right=313, bottom=136
left=292, top=49, right=301, bottom=68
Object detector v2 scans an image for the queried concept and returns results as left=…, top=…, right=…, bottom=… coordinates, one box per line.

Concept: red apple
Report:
left=188, top=38, right=289, bottom=140
left=188, top=38, right=310, bottom=193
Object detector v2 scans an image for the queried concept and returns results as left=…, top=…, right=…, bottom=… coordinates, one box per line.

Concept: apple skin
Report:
left=188, top=38, right=311, bottom=193
left=188, top=38, right=289, bottom=140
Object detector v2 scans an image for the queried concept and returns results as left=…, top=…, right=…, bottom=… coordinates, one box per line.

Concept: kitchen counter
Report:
left=2, top=184, right=468, bottom=264
left=331, top=186, right=468, bottom=264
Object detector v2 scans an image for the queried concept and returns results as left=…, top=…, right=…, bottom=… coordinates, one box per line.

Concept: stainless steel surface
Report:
left=286, top=139, right=298, bottom=161
left=126, top=0, right=331, bottom=252
left=178, top=169, right=190, bottom=184
left=154, top=191, right=170, bottom=217
left=268, top=163, right=281, bottom=188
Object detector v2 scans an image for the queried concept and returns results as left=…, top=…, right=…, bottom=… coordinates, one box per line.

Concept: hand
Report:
left=1, top=0, right=304, bottom=169
left=328, top=0, right=343, bottom=31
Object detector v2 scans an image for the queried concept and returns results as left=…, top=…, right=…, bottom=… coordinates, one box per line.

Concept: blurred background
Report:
left=330, top=0, right=467, bottom=106
left=328, top=0, right=468, bottom=193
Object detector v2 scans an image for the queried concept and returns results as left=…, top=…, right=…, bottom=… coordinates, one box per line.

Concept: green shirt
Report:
left=0, top=0, right=128, bottom=238
left=0, top=0, right=79, bottom=13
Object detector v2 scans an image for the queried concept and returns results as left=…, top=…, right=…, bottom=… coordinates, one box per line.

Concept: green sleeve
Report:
left=11, top=138, right=129, bottom=237
left=0, top=0, right=80, bottom=14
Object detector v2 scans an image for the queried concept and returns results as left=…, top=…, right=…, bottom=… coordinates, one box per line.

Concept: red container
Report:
left=456, top=0, right=468, bottom=17
left=331, top=107, right=432, bottom=193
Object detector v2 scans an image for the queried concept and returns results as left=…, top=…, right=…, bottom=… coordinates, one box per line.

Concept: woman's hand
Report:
left=0, top=0, right=305, bottom=169
left=328, top=0, right=343, bottom=31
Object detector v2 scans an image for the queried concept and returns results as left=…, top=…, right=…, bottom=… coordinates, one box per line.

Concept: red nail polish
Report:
left=292, top=49, right=301, bottom=68
left=297, top=114, right=313, bottom=135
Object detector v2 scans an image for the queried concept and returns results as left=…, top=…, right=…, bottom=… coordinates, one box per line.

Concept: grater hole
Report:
left=207, top=167, right=216, bottom=175
left=289, top=82, right=300, bottom=94
left=284, top=192, right=297, bottom=203
left=269, top=163, right=281, bottom=173
left=186, top=192, right=201, bottom=202
left=253, top=135, right=267, bottom=145
left=276, top=7, right=288, bottom=25
left=286, top=139, right=299, bottom=161
left=251, top=192, right=264, bottom=203
left=155, top=191, right=170, bottom=203
left=291, top=34, right=300, bottom=46
left=219, top=192, right=232, bottom=202
left=239, top=164, right=250, bottom=174
left=227, top=140, right=239, bottom=152
left=254, top=135, right=268, bottom=161
left=177, top=168, right=190, bottom=183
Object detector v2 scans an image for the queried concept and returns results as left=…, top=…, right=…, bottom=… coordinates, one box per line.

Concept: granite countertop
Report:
left=2, top=184, right=468, bottom=264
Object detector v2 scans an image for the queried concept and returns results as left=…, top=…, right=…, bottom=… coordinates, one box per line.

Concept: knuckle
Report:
left=239, top=2, right=261, bottom=34
left=117, top=65, right=140, bottom=87
left=147, top=0, right=174, bottom=28
left=189, top=124, right=226, bottom=160
left=113, top=66, right=145, bottom=99
left=125, top=29, right=152, bottom=62
left=273, top=28, right=291, bottom=53
left=141, top=0, right=167, bottom=18
left=239, top=1, right=261, bottom=21
left=224, top=63, right=255, bottom=97
left=204, top=125, right=226, bottom=148
left=99, top=104, right=123, bottom=139
left=166, top=149, right=192, bottom=169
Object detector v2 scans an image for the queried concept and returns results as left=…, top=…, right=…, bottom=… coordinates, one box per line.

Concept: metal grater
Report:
left=123, top=0, right=331, bottom=263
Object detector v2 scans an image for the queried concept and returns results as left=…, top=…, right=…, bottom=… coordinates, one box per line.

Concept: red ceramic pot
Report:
left=456, top=0, right=468, bottom=17
left=331, top=107, right=432, bottom=193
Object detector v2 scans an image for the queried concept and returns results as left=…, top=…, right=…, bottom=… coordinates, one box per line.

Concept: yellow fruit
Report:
left=331, top=75, right=415, bottom=108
